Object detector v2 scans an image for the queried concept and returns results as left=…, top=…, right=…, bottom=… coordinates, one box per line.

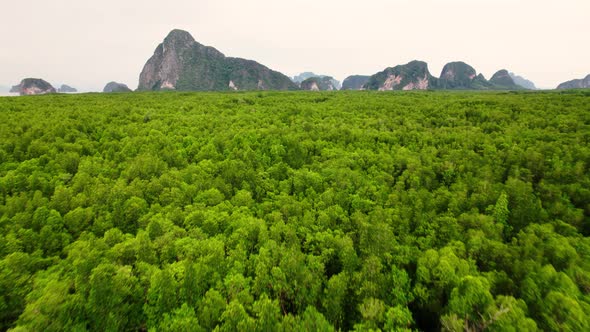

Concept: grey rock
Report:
left=138, top=29, right=297, bottom=91
left=556, top=74, right=590, bottom=89
left=300, top=76, right=338, bottom=91
left=103, top=81, right=132, bottom=93
left=490, top=70, right=520, bottom=89
left=342, top=75, right=370, bottom=90
left=10, top=78, right=56, bottom=95
left=58, top=84, right=78, bottom=93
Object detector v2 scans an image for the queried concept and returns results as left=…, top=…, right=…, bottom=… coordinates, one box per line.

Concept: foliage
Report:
left=0, top=90, right=589, bottom=331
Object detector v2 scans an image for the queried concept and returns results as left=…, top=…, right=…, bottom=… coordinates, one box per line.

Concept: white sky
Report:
left=1, top=0, right=588, bottom=91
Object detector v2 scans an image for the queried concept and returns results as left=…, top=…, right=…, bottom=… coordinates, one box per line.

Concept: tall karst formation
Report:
left=138, top=29, right=298, bottom=91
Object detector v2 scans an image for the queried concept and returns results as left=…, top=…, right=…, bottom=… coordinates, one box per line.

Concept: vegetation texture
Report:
left=1, top=90, right=590, bottom=331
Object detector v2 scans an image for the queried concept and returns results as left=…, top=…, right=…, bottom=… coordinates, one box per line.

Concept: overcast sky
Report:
left=1, top=0, right=588, bottom=91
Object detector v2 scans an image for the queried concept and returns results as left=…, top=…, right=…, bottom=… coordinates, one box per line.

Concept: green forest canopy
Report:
left=0, top=90, right=589, bottom=331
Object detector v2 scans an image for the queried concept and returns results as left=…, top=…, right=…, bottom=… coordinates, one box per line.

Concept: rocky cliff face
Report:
left=138, top=29, right=297, bottom=91
left=293, top=72, right=341, bottom=90
left=438, top=62, right=478, bottom=89
left=361, top=61, right=529, bottom=91
left=10, top=78, right=56, bottom=95
left=364, top=61, right=437, bottom=91
left=490, top=70, right=520, bottom=89
left=225, top=57, right=298, bottom=91
left=342, top=75, right=369, bottom=90
left=103, top=82, right=132, bottom=93
left=300, top=76, right=338, bottom=91
left=557, top=74, right=590, bottom=89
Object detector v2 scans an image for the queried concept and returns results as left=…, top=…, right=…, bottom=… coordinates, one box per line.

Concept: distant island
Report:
left=58, top=84, right=77, bottom=93
left=104, top=82, right=132, bottom=93
left=10, top=78, right=56, bottom=96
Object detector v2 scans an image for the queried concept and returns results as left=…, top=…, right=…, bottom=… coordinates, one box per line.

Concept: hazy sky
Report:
left=1, top=0, right=588, bottom=91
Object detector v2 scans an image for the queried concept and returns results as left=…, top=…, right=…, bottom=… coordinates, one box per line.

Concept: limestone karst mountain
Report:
left=438, top=62, right=486, bottom=89
left=341, top=75, right=370, bottom=90
left=362, top=61, right=527, bottom=91
left=300, top=76, right=339, bottom=91
left=557, top=74, right=590, bottom=89
left=58, top=84, right=78, bottom=93
left=138, top=29, right=297, bottom=91
left=103, top=82, right=132, bottom=93
left=489, top=70, right=521, bottom=90
left=292, top=72, right=318, bottom=83
left=363, top=61, right=438, bottom=91
left=10, top=78, right=56, bottom=95
left=293, top=72, right=341, bottom=90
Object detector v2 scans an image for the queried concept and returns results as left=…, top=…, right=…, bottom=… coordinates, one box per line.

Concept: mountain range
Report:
left=4, top=29, right=588, bottom=95
left=360, top=61, right=522, bottom=91
left=139, top=30, right=538, bottom=92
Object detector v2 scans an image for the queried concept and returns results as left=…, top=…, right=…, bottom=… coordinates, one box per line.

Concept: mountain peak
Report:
left=406, top=60, right=428, bottom=67
left=490, top=69, right=520, bottom=89
left=364, top=60, right=435, bottom=91
left=103, top=81, right=131, bottom=93
left=439, top=61, right=477, bottom=89
left=161, top=29, right=198, bottom=53
left=342, top=75, right=370, bottom=90
left=138, top=29, right=297, bottom=91
left=10, top=78, right=56, bottom=95
left=492, top=69, right=510, bottom=77
left=164, top=29, right=195, bottom=43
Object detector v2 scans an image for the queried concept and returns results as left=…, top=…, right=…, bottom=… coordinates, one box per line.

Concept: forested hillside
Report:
left=1, top=90, right=589, bottom=331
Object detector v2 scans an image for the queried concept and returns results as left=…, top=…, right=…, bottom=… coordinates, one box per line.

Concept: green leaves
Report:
left=1, top=91, right=589, bottom=330
left=145, top=267, right=178, bottom=328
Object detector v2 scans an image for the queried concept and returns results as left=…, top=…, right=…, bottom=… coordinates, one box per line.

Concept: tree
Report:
left=442, top=277, right=538, bottom=332
left=156, top=303, right=205, bottom=332
left=144, top=267, right=178, bottom=328
left=87, top=263, right=142, bottom=331
left=198, top=289, right=226, bottom=330
left=219, top=300, right=255, bottom=332
left=322, top=272, right=349, bottom=329
left=253, top=294, right=282, bottom=332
